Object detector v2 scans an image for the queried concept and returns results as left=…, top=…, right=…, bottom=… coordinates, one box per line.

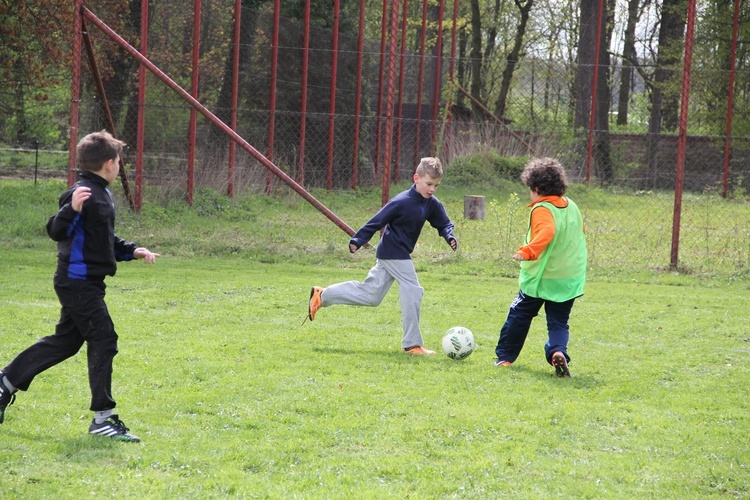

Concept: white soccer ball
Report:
left=442, top=326, right=475, bottom=360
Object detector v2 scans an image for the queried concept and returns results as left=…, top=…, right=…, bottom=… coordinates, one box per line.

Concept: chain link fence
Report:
left=2, top=1, right=748, bottom=278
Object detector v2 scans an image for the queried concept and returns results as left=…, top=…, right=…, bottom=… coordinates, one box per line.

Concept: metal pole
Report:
left=351, top=0, right=366, bottom=189
left=394, top=0, right=409, bottom=182
left=82, top=6, right=359, bottom=238
left=135, top=0, right=149, bottom=211
left=266, top=0, right=280, bottom=195
left=68, top=0, right=83, bottom=187
left=374, top=0, right=389, bottom=180
left=81, top=19, right=135, bottom=209
left=722, top=0, right=740, bottom=199
left=430, top=0, right=445, bottom=153
left=33, top=140, right=39, bottom=187
left=382, top=0, right=401, bottom=206
left=297, top=0, right=311, bottom=185
left=327, top=0, right=341, bottom=190
left=187, top=0, right=202, bottom=206
left=228, top=0, right=241, bottom=197
left=670, top=0, right=697, bottom=269
left=413, top=0, right=428, bottom=167
left=584, top=0, right=605, bottom=185
left=443, top=0, right=458, bottom=161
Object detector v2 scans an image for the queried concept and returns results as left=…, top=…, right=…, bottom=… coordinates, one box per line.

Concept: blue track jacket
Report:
left=349, top=184, right=455, bottom=259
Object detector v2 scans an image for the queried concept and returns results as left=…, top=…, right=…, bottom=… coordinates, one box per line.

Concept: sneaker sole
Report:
left=552, top=353, right=570, bottom=377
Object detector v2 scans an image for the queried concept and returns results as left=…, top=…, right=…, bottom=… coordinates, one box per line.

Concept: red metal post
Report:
left=394, top=0, right=409, bottom=182
left=266, top=0, right=280, bottom=195
left=382, top=0, right=401, bottom=206
left=584, top=0, right=605, bottom=184
left=413, top=0, right=428, bottom=167
left=187, top=0, right=202, bottom=206
left=81, top=7, right=359, bottom=238
left=80, top=19, right=135, bottom=209
left=670, top=0, right=697, bottom=269
left=327, top=0, right=341, bottom=190
left=135, top=0, right=149, bottom=210
left=444, top=0, right=458, bottom=160
left=68, top=0, right=83, bottom=186
left=374, top=0, right=390, bottom=180
left=722, top=0, right=741, bottom=199
left=430, top=0, right=445, bottom=153
left=298, top=0, right=311, bottom=185
left=228, top=0, right=241, bottom=197
left=351, top=0, right=366, bottom=189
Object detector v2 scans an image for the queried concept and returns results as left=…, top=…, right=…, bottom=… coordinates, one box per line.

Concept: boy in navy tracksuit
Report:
left=0, top=130, right=159, bottom=441
left=306, top=157, right=457, bottom=355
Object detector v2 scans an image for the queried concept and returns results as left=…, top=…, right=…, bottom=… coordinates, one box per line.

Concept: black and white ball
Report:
left=442, top=326, right=475, bottom=360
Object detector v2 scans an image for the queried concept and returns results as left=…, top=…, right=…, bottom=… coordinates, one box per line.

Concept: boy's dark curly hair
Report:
left=520, top=157, right=568, bottom=197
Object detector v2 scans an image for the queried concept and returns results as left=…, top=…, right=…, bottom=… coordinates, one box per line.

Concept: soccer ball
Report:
left=442, top=326, right=475, bottom=360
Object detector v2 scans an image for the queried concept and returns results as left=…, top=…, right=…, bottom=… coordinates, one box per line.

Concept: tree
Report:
left=616, top=0, right=644, bottom=126
left=0, top=0, right=69, bottom=144
left=645, top=0, right=686, bottom=186
left=493, top=0, right=534, bottom=119
left=573, top=0, right=614, bottom=183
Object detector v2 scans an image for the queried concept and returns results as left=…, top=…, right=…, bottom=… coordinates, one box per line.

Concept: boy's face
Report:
left=413, top=173, right=441, bottom=199
left=99, top=155, right=120, bottom=184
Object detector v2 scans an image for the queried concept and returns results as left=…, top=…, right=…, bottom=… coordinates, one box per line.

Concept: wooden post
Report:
left=464, top=195, right=485, bottom=220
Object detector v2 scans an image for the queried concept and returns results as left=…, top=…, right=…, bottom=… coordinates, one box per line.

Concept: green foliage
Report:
left=2, top=178, right=749, bottom=285
left=448, top=151, right=528, bottom=188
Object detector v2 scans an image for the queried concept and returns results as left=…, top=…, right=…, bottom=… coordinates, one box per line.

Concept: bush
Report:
left=448, top=151, right=527, bottom=187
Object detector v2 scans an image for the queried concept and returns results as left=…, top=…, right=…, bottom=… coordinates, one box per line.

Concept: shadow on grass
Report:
left=495, top=363, right=602, bottom=387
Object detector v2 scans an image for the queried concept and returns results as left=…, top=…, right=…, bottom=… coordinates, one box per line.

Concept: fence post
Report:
left=670, top=0, right=697, bottom=269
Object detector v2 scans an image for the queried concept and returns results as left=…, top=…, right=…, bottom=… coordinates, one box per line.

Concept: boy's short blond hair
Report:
left=76, top=130, right=126, bottom=172
left=415, top=157, right=444, bottom=179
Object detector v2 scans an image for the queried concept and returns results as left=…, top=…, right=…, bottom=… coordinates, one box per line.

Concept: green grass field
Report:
left=0, top=179, right=748, bottom=497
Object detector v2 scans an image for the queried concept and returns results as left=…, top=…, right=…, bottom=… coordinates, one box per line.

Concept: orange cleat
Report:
left=402, top=346, right=436, bottom=355
left=493, top=359, right=512, bottom=367
left=307, top=286, right=324, bottom=322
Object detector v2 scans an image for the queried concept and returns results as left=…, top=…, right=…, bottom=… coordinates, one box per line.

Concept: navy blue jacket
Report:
left=47, top=171, right=137, bottom=281
left=349, top=184, right=455, bottom=259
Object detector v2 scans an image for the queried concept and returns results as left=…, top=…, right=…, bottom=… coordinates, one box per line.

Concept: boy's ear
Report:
left=413, top=173, right=420, bottom=182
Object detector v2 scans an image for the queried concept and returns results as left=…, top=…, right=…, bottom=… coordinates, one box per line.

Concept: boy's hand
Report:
left=349, top=243, right=359, bottom=253
left=71, top=187, right=91, bottom=212
left=512, top=253, right=524, bottom=261
left=449, top=238, right=457, bottom=251
left=134, top=247, right=160, bottom=263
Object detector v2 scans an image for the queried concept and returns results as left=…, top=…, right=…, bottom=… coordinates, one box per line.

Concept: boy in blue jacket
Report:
left=0, top=130, right=159, bottom=441
left=306, top=157, right=457, bottom=355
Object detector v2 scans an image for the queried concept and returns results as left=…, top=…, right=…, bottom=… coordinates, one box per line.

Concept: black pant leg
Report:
left=3, top=290, right=85, bottom=391
left=59, top=278, right=119, bottom=411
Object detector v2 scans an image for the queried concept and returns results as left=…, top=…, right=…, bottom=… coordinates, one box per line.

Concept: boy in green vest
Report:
left=494, top=158, right=587, bottom=377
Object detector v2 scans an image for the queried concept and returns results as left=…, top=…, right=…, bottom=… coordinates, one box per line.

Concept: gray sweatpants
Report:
left=321, top=259, right=424, bottom=348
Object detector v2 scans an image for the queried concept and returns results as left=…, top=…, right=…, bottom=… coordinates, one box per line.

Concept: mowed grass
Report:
left=0, top=179, right=749, bottom=497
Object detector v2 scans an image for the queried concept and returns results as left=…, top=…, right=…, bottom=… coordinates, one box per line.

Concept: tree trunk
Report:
left=574, top=0, right=597, bottom=131
left=101, top=0, right=142, bottom=142
left=456, top=25, right=468, bottom=109
left=493, top=0, right=533, bottom=119
left=469, top=0, right=483, bottom=121
left=595, top=0, right=615, bottom=185
left=616, top=0, right=640, bottom=126
left=208, top=1, right=263, bottom=147
left=646, top=0, right=686, bottom=187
